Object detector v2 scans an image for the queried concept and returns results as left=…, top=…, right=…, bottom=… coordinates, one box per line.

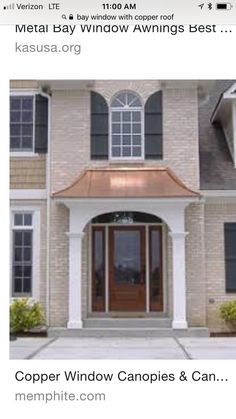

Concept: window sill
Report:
left=10, top=296, right=33, bottom=302
left=109, top=159, right=145, bottom=164
left=10, top=152, right=39, bottom=158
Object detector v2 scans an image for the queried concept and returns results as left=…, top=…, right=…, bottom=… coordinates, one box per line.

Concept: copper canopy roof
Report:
left=53, top=167, right=199, bottom=199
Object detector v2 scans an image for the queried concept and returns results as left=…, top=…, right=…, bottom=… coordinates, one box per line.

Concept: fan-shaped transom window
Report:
left=110, top=91, right=143, bottom=159
left=92, top=211, right=162, bottom=224
left=111, top=92, right=142, bottom=108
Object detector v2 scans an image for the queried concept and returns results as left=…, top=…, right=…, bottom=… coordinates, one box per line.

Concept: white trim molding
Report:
left=233, top=100, right=236, bottom=166
left=201, top=190, right=236, bottom=203
left=169, top=231, right=189, bottom=330
left=211, top=83, right=236, bottom=122
left=10, top=152, right=39, bottom=158
left=57, top=198, right=194, bottom=234
left=210, top=84, right=236, bottom=168
left=66, top=232, right=85, bottom=329
left=10, top=89, right=39, bottom=95
left=223, top=82, right=236, bottom=99
left=10, top=189, right=47, bottom=200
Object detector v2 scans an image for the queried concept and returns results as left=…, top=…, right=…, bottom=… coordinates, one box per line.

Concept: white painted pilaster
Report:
left=66, top=232, right=84, bottom=329
left=169, top=232, right=188, bottom=329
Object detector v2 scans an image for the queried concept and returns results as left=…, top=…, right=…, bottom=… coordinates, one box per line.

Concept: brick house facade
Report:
left=10, top=80, right=236, bottom=334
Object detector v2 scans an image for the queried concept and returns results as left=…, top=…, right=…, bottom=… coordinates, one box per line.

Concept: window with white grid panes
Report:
left=10, top=96, right=34, bottom=152
left=110, top=92, right=143, bottom=159
left=12, top=213, right=33, bottom=296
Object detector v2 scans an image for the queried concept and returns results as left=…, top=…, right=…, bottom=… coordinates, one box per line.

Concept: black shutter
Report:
left=91, top=91, right=108, bottom=159
left=35, top=94, right=48, bottom=153
left=145, top=91, right=162, bottom=159
left=224, top=223, right=236, bottom=292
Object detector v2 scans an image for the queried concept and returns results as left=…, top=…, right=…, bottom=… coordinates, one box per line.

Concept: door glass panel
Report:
left=92, top=228, right=105, bottom=311
left=150, top=228, right=162, bottom=311
left=94, top=231, right=104, bottom=297
left=114, top=230, right=142, bottom=284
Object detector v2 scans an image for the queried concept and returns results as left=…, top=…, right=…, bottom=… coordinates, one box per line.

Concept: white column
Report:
left=169, top=232, right=188, bottom=329
left=67, top=232, right=84, bottom=329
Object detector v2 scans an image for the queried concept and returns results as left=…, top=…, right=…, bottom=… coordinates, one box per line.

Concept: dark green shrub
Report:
left=10, top=298, right=45, bottom=333
left=220, top=300, right=236, bottom=330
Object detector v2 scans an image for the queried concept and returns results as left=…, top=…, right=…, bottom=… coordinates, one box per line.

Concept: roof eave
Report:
left=53, top=196, right=200, bottom=205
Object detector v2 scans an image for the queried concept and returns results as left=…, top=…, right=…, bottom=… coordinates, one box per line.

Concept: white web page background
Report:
left=1, top=2, right=236, bottom=417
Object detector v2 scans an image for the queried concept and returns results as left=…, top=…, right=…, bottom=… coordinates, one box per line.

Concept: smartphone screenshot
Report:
left=1, top=1, right=235, bottom=417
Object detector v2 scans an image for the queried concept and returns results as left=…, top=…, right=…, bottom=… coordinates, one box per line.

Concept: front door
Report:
left=109, top=226, right=146, bottom=311
left=91, top=223, right=163, bottom=313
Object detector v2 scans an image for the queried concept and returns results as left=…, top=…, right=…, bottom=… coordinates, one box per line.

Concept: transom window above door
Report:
left=110, top=91, right=144, bottom=159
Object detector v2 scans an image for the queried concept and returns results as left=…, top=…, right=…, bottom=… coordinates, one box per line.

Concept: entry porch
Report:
left=53, top=167, right=202, bottom=331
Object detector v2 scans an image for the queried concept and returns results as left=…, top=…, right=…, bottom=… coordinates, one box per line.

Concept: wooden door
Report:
left=109, top=226, right=146, bottom=311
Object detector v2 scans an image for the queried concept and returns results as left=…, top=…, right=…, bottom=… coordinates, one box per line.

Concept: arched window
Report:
left=110, top=91, right=143, bottom=159
left=90, top=89, right=163, bottom=160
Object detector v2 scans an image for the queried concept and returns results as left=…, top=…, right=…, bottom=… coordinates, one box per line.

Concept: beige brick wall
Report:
left=186, top=203, right=206, bottom=326
left=49, top=202, right=69, bottom=326
left=205, top=202, right=236, bottom=332
left=51, top=81, right=199, bottom=193
left=49, top=80, right=201, bottom=326
left=10, top=156, right=46, bottom=189
left=163, top=87, right=199, bottom=191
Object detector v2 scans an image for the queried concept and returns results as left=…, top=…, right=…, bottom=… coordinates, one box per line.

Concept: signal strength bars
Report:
left=3, top=3, right=15, bottom=9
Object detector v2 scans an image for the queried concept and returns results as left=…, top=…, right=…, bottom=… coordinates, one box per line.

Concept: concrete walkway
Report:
left=10, top=337, right=236, bottom=360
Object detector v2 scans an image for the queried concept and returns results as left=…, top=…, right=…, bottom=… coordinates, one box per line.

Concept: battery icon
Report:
left=216, top=3, right=233, bottom=9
